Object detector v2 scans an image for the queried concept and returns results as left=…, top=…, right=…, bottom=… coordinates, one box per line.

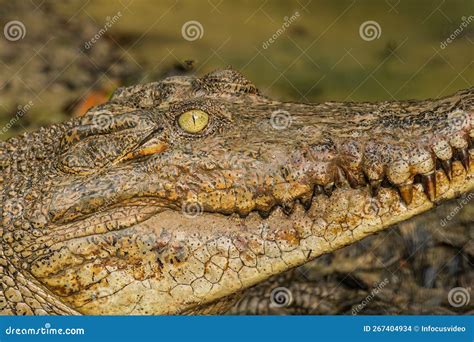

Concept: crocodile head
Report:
left=1, top=69, right=473, bottom=315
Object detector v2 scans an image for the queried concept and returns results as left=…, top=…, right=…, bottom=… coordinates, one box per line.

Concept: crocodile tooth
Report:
left=314, top=184, right=324, bottom=195
left=421, top=172, right=436, bottom=201
left=369, top=179, right=382, bottom=197
left=299, top=193, right=314, bottom=211
left=323, top=183, right=335, bottom=196
left=345, top=169, right=361, bottom=188
left=455, top=148, right=470, bottom=171
left=398, top=182, right=413, bottom=205
left=335, top=167, right=349, bottom=187
left=357, top=171, right=367, bottom=186
left=281, top=202, right=295, bottom=215
left=440, top=159, right=452, bottom=180
left=238, top=211, right=250, bottom=219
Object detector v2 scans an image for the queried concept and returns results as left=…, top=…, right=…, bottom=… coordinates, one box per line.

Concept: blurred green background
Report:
left=0, top=0, right=473, bottom=139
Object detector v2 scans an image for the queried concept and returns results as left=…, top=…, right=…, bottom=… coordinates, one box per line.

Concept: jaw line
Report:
left=54, top=161, right=472, bottom=315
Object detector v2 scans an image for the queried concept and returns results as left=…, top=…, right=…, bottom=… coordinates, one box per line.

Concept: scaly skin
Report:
left=230, top=196, right=474, bottom=315
left=0, top=69, right=473, bottom=315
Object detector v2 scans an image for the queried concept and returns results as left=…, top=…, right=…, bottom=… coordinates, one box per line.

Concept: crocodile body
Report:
left=0, top=69, right=473, bottom=315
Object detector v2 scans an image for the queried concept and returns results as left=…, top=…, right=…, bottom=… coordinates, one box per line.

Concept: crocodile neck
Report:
left=0, top=124, right=80, bottom=314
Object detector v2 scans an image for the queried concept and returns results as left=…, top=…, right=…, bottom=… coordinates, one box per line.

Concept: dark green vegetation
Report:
left=1, top=0, right=473, bottom=138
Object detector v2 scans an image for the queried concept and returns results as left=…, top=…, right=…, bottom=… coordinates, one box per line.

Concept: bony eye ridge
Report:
left=178, top=109, right=209, bottom=134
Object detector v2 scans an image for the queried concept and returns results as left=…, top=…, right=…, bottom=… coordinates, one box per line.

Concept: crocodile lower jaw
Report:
left=31, top=160, right=472, bottom=315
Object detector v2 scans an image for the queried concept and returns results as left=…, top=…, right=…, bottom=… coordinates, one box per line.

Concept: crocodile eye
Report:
left=178, top=109, right=209, bottom=133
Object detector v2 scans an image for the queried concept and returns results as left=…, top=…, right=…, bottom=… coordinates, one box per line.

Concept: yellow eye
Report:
left=178, top=110, right=209, bottom=133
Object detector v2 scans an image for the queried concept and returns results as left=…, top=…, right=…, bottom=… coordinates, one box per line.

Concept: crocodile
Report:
left=0, top=69, right=473, bottom=315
